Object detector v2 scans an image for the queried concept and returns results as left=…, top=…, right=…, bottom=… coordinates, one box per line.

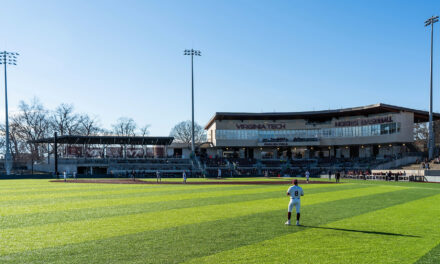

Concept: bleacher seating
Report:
left=57, top=153, right=410, bottom=178
left=228, top=158, right=257, bottom=167
left=200, top=157, right=228, bottom=167
left=261, top=160, right=287, bottom=167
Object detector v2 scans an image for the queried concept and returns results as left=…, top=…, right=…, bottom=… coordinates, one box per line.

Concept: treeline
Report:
left=0, top=98, right=150, bottom=162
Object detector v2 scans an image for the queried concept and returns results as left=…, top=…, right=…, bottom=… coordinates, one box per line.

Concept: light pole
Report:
left=425, top=16, right=438, bottom=160
left=0, top=51, right=19, bottom=175
left=183, top=49, right=201, bottom=155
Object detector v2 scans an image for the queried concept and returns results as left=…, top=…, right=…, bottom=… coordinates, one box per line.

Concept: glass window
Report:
left=380, top=124, right=390, bottom=135
left=371, top=125, right=379, bottom=136
left=214, top=122, right=401, bottom=141
left=389, top=123, right=396, bottom=134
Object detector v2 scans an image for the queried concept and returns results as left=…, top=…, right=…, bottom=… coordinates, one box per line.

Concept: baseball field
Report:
left=0, top=178, right=439, bottom=263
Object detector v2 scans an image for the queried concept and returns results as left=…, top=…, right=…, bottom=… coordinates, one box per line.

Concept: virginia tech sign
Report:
left=235, top=123, right=286, bottom=129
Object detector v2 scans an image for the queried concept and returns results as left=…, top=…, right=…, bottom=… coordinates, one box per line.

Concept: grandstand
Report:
left=26, top=103, right=440, bottom=181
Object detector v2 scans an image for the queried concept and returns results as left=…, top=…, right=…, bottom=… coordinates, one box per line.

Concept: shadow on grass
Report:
left=300, top=225, right=421, bottom=238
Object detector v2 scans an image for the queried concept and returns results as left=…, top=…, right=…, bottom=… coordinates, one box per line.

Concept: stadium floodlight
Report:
left=0, top=51, right=19, bottom=175
left=425, top=16, right=438, bottom=160
left=183, top=49, right=202, bottom=155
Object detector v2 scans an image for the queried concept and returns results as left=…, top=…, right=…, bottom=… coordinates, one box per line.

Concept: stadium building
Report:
left=30, top=103, right=439, bottom=177
left=202, top=103, right=438, bottom=160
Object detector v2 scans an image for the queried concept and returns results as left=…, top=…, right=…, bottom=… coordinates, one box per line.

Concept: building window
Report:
left=214, top=122, right=401, bottom=140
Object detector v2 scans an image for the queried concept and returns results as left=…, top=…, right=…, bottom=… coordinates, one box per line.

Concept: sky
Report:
left=0, top=0, right=439, bottom=136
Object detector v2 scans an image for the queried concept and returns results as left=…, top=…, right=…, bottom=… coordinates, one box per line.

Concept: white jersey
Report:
left=287, top=185, right=304, bottom=199
left=305, top=171, right=310, bottom=178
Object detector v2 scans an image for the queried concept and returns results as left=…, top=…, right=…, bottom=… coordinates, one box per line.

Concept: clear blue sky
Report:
left=0, top=0, right=439, bottom=135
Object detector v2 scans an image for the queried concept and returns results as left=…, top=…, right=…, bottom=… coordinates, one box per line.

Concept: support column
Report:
left=54, top=132, right=58, bottom=178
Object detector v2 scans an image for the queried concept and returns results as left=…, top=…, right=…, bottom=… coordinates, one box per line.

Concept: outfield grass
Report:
left=0, top=179, right=438, bottom=263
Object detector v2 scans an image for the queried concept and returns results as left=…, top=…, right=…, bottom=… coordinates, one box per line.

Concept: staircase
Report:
left=192, top=156, right=205, bottom=177
left=400, top=160, right=440, bottom=170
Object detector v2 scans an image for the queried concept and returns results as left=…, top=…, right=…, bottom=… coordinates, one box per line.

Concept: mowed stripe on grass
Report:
left=416, top=241, right=440, bottom=264
left=0, top=183, right=258, bottom=202
left=0, top=184, right=367, bottom=230
left=0, top=184, right=273, bottom=208
left=185, top=193, right=440, bottom=264
left=1, top=187, right=435, bottom=264
left=0, top=185, right=402, bottom=255
left=0, top=183, right=338, bottom=216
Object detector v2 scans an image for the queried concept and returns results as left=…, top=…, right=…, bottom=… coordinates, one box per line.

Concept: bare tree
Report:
left=112, top=117, right=137, bottom=136
left=50, top=103, right=81, bottom=136
left=414, top=122, right=433, bottom=152
left=0, top=133, right=5, bottom=153
left=416, top=120, right=440, bottom=152
left=138, top=125, right=151, bottom=137
left=414, top=122, right=428, bottom=141
left=0, top=98, right=51, bottom=162
left=0, top=123, right=21, bottom=159
left=169, top=120, right=206, bottom=144
left=78, top=114, right=102, bottom=136
left=100, top=128, right=113, bottom=136
left=15, top=99, right=51, bottom=156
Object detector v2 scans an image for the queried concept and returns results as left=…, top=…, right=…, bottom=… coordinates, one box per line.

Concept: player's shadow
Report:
left=301, top=225, right=420, bottom=238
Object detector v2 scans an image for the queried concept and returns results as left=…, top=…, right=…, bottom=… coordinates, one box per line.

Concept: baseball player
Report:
left=183, top=170, right=187, bottom=184
left=218, top=168, right=222, bottom=179
left=156, top=170, right=161, bottom=183
left=285, top=179, right=304, bottom=226
left=305, top=170, right=310, bottom=183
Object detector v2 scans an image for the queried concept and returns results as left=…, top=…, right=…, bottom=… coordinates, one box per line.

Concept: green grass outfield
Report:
left=0, top=178, right=439, bottom=263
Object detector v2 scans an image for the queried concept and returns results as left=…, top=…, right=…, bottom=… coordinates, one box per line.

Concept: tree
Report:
left=414, top=122, right=428, bottom=151
left=15, top=99, right=51, bottom=158
left=414, top=122, right=428, bottom=141
left=77, top=114, right=102, bottom=136
left=50, top=103, right=80, bottom=136
left=0, top=98, right=51, bottom=162
left=169, top=120, right=206, bottom=144
left=138, top=125, right=151, bottom=137
left=412, top=122, right=440, bottom=152
left=112, top=117, right=137, bottom=136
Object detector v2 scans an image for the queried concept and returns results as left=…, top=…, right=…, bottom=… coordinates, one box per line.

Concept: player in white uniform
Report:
left=285, top=179, right=304, bottom=226
left=156, top=171, right=161, bottom=183
left=305, top=170, right=310, bottom=183
left=183, top=171, right=187, bottom=184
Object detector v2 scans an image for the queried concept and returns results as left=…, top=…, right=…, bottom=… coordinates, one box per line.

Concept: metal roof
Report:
left=29, top=135, right=174, bottom=145
left=204, top=103, right=440, bottom=129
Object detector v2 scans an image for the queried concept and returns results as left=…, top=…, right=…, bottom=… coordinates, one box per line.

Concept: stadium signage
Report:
left=257, top=140, right=320, bottom=147
left=261, top=142, right=289, bottom=146
left=335, top=116, right=392, bottom=127
left=235, top=123, right=286, bottom=129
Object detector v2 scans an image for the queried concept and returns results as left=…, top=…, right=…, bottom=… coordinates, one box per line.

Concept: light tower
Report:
left=183, top=49, right=201, bottom=155
left=425, top=16, right=438, bottom=160
left=0, top=51, right=19, bottom=175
